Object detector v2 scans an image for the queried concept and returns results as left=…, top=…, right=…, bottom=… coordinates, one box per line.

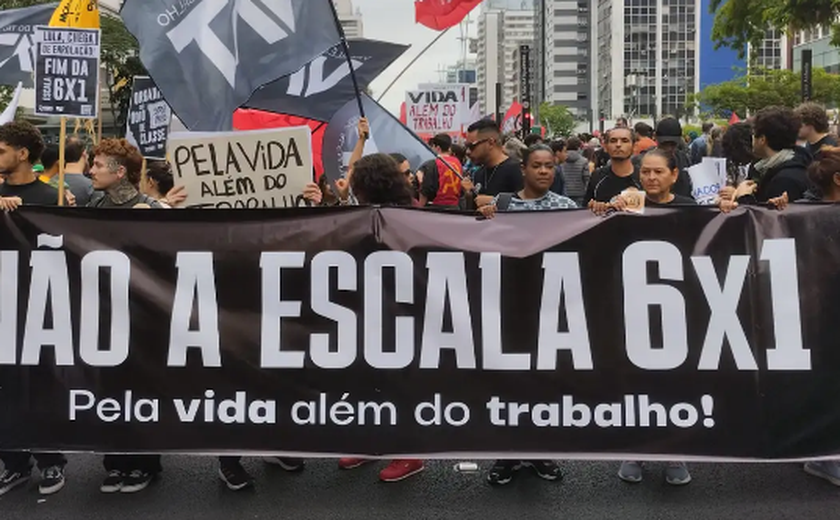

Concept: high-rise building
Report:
left=792, top=24, right=838, bottom=73
left=334, top=0, right=364, bottom=39
left=596, top=0, right=700, bottom=121
left=535, top=0, right=594, bottom=123
left=476, top=0, right=536, bottom=116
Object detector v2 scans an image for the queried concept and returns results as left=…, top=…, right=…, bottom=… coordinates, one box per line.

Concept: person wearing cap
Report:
left=633, top=117, right=693, bottom=199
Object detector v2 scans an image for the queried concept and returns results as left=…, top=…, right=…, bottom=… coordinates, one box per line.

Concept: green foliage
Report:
left=689, top=67, right=840, bottom=117
left=538, top=102, right=576, bottom=138
left=711, top=0, right=840, bottom=57
left=0, top=0, right=146, bottom=135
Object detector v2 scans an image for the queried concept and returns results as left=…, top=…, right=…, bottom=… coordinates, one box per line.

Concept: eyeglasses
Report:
left=466, top=138, right=491, bottom=151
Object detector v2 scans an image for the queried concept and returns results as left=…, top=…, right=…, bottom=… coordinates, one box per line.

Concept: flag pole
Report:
left=57, top=117, right=66, bottom=206
left=328, top=1, right=366, bottom=123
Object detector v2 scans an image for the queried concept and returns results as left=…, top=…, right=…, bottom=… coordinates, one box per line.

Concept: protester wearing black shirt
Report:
left=585, top=127, right=641, bottom=209
left=0, top=121, right=68, bottom=498
left=632, top=117, right=694, bottom=198
left=795, top=102, right=839, bottom=161
left=463, top=119, right=523, bottom=208
left=638, top=149, right=698, bottom=207
left=742, top=106, right=810, bottom=205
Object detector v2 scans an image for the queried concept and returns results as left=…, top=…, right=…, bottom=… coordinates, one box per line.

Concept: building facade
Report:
left=596, top=0, right=701, bottom=122
left=535, top=0, right=594, bottom=123
left=334, top=0, right=364, bottom=39
left=792, top=25, right=838, bottom=73
left=476, top=0, right=536, bottom=115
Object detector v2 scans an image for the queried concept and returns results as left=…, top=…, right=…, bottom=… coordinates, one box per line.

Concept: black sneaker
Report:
left=487, top=460, right=521, bottom=486
left=39, top=465, right=66, bottom=495
left=100, top=470, right=123, bottom=493
left=523, top=460, right=563, bottom=481
left=264, top=457, right=305, bottom=472
left=120, top=470, right=154, bottom=494
left=0, top=469, right=30, bottom=496
left=219, top=461, right=254, bottom=491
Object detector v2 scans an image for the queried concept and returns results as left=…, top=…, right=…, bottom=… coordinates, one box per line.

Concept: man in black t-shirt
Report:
left=463, top=120, right=523, bottom=208
left=0, top=121, right=69, bottom=498
left=585, top=126, right=641, bottom=208
left=795, top=102, right=838, bottom=161
left=0, top=122, right=61, bottom=207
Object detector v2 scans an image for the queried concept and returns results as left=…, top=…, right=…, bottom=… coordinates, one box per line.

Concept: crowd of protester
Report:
left=0, top=99, right=838, bottom=496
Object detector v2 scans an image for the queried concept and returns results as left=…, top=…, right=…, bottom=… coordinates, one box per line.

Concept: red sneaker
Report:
left=379, top=459, right=424, bottom=482
left=338, top=458, right=373, bottom=470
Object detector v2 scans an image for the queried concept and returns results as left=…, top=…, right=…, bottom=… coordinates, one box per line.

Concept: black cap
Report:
left=655, top=117, right=683, bottom=143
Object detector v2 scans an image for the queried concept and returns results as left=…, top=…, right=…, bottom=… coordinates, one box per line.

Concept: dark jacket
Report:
left=744, top=147, right=811, bottom=204
left=563, top=151, right=590, bottom=199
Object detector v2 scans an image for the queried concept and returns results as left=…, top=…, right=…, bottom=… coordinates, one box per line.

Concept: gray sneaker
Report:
left=664, top=462, right=691, bottom=485
left=804, top=461, right=840, bottom=486
left=618, top=461, right=643, bottom=483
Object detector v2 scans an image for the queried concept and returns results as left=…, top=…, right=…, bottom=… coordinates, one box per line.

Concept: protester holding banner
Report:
left=585, top=127, right=642, bottom=214
left=633, top=149, right=697, bottom=207
left=805, top=146, right=840, bottom=203
left=418, top=133, right=463, bottom=207
left=478, top=144, right=577, bottom=215
left=795, top=102, right=838, bottom=161
left=60, top=137, right=94, bottom=206
left=737, top=106, right=809, bottom=206
left=336, top=152, right=425, bottom=482
left=0, top=121, right=70, bottom=497
left=140, top=160, right=187, bottom=208
left=463, top=120, right=523, bottom=209
left=476, top=145, right=572, bottom=484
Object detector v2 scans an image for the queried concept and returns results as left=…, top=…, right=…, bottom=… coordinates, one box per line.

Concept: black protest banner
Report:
left=33, top=26, right=99, bottom=118
left=0, top=205, right=838, bottom=460
left=125, top=76, right=171, bottom=159
left=167, top=127, right=312, bottom=209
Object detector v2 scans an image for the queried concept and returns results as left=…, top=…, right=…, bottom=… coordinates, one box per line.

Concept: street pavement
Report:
left=0, top=455, right=837, bottom=519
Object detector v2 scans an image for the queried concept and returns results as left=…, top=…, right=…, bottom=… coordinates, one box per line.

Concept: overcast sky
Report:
left=353, top=0, right=476, bottom=115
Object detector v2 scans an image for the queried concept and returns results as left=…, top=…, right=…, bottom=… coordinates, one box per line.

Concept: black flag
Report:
left=120, top=0, right=341, bottom=131
left=245, top=39, right=408, bottom=122
left=322, top=93, right=435, bottom=180
left=0, top=3, right=56, bottom=87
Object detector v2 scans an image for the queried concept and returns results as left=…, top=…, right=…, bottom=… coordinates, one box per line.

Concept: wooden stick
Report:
left=57, top=117, right=66, bottom=206
left=96, top=69, right=103, bottom=144
left=141, top=157, right=147, bottom=191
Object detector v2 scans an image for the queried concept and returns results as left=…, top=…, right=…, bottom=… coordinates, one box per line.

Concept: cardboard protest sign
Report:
left=33, top=26, right=100, bottom=118
left=168, top=127, right=312, bottom=209
left=688, top=158, right=728, bottom=205
left=125, top=76, right=171, bottom=160
left=405, top=83, right=470, bottom=134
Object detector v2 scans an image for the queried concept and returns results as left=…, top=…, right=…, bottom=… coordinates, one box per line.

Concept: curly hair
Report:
left=0, top=121, right=45, bottom=163
left=795, top=102, right=830, bottom=133
left=753, top=106, right=800, bottom=152
left=350, top=153, right=413, bottom=206
left=145, top=159, right=174, bottom=195
left=93, top=138, right=144, bottom=186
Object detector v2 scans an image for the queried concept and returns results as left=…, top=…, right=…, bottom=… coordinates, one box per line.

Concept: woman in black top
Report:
left=638, top=149, right=697, bottom=207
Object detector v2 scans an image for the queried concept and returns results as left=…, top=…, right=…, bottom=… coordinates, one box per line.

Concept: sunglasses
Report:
left=466, top=138, right=491, bottom=151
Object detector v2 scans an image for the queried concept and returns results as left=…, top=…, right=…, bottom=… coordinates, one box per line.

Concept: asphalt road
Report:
left=0, top=455, right=836, bottom=519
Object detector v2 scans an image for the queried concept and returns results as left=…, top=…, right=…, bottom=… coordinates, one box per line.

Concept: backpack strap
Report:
left=496, top=192, right=514, bottom=211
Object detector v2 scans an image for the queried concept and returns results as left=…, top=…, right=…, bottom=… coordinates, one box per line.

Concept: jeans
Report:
left=0, top=451, right=66, bottom=473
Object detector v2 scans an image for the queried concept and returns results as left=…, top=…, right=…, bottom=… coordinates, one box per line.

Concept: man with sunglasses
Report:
left=463, top=120, right=523, bottom=209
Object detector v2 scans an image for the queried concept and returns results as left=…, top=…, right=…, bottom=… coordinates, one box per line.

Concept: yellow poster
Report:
left=49, top=0, right=100, bottom=29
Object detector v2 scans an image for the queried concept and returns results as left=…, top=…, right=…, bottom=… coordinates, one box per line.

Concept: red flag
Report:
left=399, top=102, right=407, bottom=125
left=502, top=101, right=523, bottom=134
left=729, top=112, right=741, bottom=125
left=415, top=0, right=484, bottom=31
left=233, top=109, right=326, bottom=179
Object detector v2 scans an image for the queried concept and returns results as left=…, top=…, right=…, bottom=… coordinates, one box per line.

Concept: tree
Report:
left=711, top=0, right=840, bottom=56
left=538, top=102, right=576, bottom=137
left=0, top=0, right=145, bottom=136
left=687, top=67, right=840, bottom=117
